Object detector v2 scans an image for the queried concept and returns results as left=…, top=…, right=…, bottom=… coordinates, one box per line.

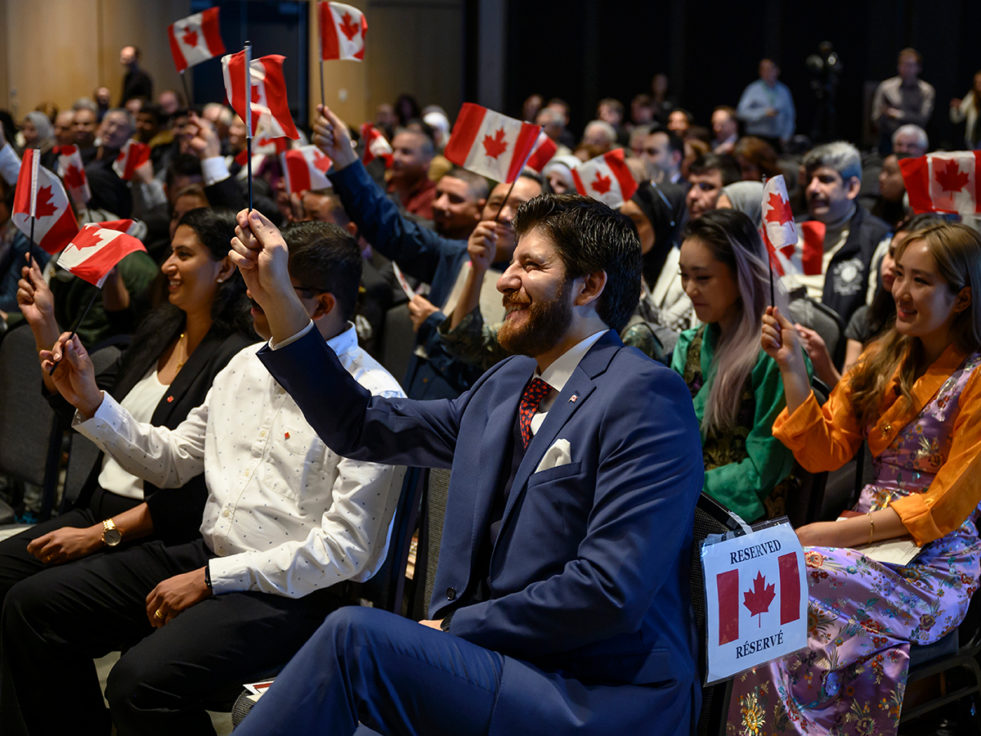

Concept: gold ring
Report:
left=154, top=609, right=164, bottom=619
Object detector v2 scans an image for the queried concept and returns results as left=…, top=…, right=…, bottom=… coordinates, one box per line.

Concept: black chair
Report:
left=693, top=494, right=748, bottom=736
left=787, top=293, right=846, bottom=369
left=0, top=324, right=62, bottom=522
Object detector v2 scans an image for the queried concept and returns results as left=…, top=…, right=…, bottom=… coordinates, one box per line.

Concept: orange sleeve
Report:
left=772, top=383, right=864, bottom=474
left=890, top=369, right=981, bottom=546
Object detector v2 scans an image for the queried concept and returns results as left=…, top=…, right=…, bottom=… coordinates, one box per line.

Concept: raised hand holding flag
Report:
left=57, top=223, right=146, bottom=288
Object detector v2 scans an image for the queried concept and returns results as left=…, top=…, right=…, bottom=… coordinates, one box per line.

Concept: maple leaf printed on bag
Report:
left=482, top=128, right=508, bottom=159
left=743, top=571, right=776, bottom=626
left=935, top=158, right=970, bottom=193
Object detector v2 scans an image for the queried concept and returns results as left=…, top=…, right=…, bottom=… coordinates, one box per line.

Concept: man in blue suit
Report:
left=229, top=193, right=704, bottom=735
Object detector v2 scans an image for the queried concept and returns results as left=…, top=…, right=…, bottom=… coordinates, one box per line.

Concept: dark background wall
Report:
left=501, top=0, right=981, bottom=149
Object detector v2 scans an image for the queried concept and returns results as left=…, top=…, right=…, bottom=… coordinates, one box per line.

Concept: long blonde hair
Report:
left=682, top=209, right=788, bottom=435
left=848, top=223, right=981, bottom=428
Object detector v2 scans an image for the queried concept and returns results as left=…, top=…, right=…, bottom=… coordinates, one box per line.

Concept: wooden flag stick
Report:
left=27, top=152, right=40, bottom=270
left=243, top=41, right=254, bottom=212
left=493, top=178, right=517, bottom=223
left=47, top=287, right=100, bottom=376
left=179, top=70, right=192, bottom=108
left=319, top=59, right=326, bottom=108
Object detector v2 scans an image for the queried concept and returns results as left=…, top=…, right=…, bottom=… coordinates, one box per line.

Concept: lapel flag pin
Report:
left=569, top=394, right=578, bottom=403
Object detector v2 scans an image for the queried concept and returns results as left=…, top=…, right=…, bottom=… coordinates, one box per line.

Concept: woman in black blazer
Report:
left=0, top=208, right=256, bottom=602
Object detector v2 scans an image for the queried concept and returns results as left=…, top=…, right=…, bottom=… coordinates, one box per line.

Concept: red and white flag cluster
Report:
left=113, top=140, right=151, bottom=181
left=11, top=150, right=78, bottom=255
left=760, top=175, right=823, bottom=277
left=281, top=146, right=332, bottom=195
left=360, top=123, right=393, bottom=168
left=572, top=149, right=637, bottom=208
left=57, top=221, right=146, bottom=287
left=444, top=103, right=540, bottom=183
left=168, top=8, right=225, bottom=73
left=54, top=145, right=91, bottom=206
left=319, top=2, right=367, bottom=61
left=900, top=151, right=981, bottom=215
left=525, top=131, right=557, bottom=173
left=221, top=52, right=299, bottom=140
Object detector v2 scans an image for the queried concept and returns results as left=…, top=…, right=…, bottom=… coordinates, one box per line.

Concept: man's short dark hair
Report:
left=282, top=221, right=363, bottom=322
left=689, top=153, right=741, bottom=186
left=512, top=194, right=641, bottom=332
left=138, top=102, right=163, bottom=125
left=443, top=167, right=490, bottom=200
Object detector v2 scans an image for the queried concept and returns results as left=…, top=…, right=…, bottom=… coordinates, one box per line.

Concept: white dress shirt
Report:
left=528, top=329, right=607, bottom=437
left=75, top=324, right=407, bottom=599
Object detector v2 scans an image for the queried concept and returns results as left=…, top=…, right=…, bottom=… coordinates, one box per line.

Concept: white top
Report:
left=75, top=325, right=407, bottom=598
left=529, top=329, right=607, bottom=437
left=96, top=363, right=169, bottom=500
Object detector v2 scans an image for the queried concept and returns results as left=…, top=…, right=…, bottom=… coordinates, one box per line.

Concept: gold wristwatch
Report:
left=101, top=519, right=122, bottom=547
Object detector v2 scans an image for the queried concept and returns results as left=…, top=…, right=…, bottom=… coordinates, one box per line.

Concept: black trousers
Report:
left=0, top=486, right=141, bottom=606
left=0, top=537, right=343, bottom=736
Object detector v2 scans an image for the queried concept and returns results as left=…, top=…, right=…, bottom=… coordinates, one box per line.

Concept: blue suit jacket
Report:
left=259, top=329, right=704, bottom=733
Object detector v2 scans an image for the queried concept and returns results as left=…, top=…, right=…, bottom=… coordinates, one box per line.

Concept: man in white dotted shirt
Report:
left=0, top=221, right=406, bottom=736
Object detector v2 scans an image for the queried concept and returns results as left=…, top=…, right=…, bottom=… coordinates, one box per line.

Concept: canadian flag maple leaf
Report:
left=312, top=150, right=331, bottom=174
left=35, top=186, right=58, bottom=218
left=591, top=171, right=612, bottom=195
left=339, top=12, right=360, bottom=40
left=935, top=159, right=970, bottom=194
left=251, top=84, right=261, bottom=105
left=71, top=226, right=107, bottom=252
left=62, top=165, right=85, bottom=191
left=764, top=191, right=793, bottom=226
left=743, top=571, right=776, bottom=627
left=182, top=28, right=199, bottom=48
left=482, top=128, right=508, bottom=159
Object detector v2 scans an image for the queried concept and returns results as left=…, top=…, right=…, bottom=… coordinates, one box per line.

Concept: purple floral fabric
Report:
left=727, top=354, right=981, bottom=735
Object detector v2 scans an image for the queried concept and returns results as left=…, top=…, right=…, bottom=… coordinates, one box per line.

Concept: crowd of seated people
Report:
left=0, top=42, right=978, bottom=736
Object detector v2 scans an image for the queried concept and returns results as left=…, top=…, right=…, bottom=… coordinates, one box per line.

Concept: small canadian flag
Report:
left=900, top=151, right=981, bottom=215
left=280, top=146, right=332, bottom=195
left=319, top=2, right=367, bottom=61
left=57, top=223, right=146, bottom=287
left=571, top=149, right=638, bottom=208
left=525, top=131, right=558, bottom=173
left=221, top=52, right=300, bottom=140
left=168, top=8, right=226, bottom=74
left=444, top=103, right=540, bottom=183
left=113, top=140, right=151, bottom=181
left=11, top=150, right=79, bottom=255
left=54, top=145, right=91, bottom=206
left=360, top=123, right=393, bottom=168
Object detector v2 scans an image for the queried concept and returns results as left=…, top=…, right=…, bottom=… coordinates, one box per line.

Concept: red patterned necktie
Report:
left=519, top=377, right=551, bottom=448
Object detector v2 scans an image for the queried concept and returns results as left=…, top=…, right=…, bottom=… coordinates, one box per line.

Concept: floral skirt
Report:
left=726, top=519, right=981, bottom=735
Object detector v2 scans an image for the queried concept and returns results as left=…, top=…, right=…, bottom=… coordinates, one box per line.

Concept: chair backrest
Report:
left=355, top=466, right=426, bottom=613
left=692, top=494, right=746, bottom=736
left=787, top=295, right=846, bottom=369
left=418, top=466, right=451, bottom=619
left=0, top=325, right=61, bottom=495
left=380, top=304, right=415, bottom=385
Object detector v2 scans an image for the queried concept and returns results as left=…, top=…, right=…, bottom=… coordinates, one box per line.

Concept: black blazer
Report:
left=54, top=311, right=256, bottom=543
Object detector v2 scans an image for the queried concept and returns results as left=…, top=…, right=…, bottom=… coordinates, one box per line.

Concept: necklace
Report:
left=176, top=332, right=187, bottom=371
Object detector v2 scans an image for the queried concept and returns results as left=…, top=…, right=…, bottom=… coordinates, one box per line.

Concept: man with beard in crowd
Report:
left=228, top=192, right=704, bottom=736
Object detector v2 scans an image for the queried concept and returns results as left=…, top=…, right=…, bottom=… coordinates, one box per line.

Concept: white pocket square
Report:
left=534, top=438, right=572, bottom=474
